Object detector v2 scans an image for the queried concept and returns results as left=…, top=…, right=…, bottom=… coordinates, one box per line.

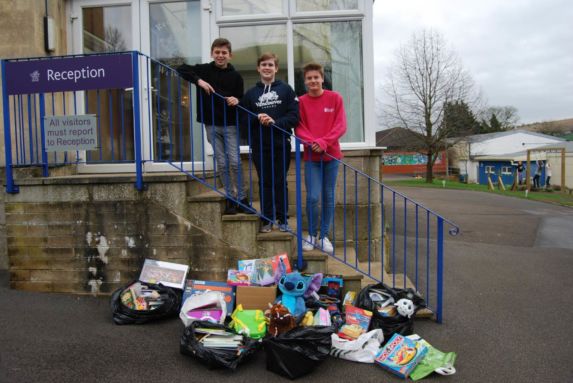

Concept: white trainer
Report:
left=302, top=235, right=316, bottom=252
left=319, top=237, right=333, bottom=254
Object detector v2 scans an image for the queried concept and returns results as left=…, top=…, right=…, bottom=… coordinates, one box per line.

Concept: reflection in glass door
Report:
left=148, top=1, right=205, bottom=163
left=82, top=5, right=134, bottom=163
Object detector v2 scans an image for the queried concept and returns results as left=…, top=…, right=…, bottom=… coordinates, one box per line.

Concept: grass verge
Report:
left=384, top=178, right=573, bottom=207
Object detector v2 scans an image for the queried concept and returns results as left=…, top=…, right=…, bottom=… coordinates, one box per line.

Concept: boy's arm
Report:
left=294, top=105, right=316, bottom=145
left=313, top=95, right=347, bottom=151
left=176, top=64, right=214, bottom=94
left=273, top=88, right=299, bottom=132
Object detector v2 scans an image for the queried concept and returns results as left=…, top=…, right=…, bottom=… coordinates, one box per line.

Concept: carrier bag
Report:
left=408, top=335, right=457, bottom=381
left=355, top=282, right=425, bottom=342
left=180, top=320, right=260, bottom=371
left=110, top=280, right=182, bottom=325
left=263, top=325, right=335, bottom=380
left=330, top=329, right=384, bottom=363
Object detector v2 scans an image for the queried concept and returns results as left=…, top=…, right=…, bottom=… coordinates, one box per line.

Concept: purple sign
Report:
left=5, top=54, right=133, bottom=95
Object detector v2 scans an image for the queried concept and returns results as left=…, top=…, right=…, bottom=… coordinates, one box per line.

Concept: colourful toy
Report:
left=267, top=302, right=296, bottom=337
left=276, top=271, right=323, bottom=320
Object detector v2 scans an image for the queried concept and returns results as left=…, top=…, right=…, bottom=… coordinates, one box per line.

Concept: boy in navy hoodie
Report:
left=177, top=38, right=252, bottom=215
left=241, top=53, right=299, bottom=232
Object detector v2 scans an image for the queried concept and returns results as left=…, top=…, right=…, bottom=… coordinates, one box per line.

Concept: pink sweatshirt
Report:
left=296, top=90, right=347, bottom=162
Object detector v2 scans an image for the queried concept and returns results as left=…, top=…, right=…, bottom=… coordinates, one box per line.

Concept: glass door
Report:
left=71, top=0, right=139, bottom=173
left=70, top=0, right=211, bottom=173
left=140, top=0, right=212, bottom=171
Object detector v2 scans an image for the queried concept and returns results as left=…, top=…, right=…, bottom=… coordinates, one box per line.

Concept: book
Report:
left=338, top=305, right=373, bottom=340
left=227, top=269, right=251, bottom=286
left=375, top=333, right=429, bottom=379
left=183, top=280, right=235, bottom=314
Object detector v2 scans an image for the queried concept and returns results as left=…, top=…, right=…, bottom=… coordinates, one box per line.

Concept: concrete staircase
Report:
left=185, top=186, right=431, bottom=318
left=186, top=188, right=371, bottom=296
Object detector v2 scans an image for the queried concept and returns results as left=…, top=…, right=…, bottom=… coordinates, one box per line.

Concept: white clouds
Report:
left=373, top=0, right=573, bottom=123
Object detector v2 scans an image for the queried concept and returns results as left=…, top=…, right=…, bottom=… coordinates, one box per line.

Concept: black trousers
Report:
left=252, top=143, right=291, bottom=224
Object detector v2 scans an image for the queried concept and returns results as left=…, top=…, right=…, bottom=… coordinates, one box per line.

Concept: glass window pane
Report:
left=149, top=1, right=203, bottom=162
left=222, top=0, right=283, bottom=17
left=293, top=21, right=363, bottom=142
left=82, top=6, right=134, bottom=163
left=296, top=0, right=358, bottom=12
left=150, top=1, right=201, bottom=67
left=220, top=25, right=288, bottom=90
left=82, top=6, right=132, bottom=53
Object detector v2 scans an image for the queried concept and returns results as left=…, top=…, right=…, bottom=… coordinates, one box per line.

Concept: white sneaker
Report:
left=319, top=237, right=333, bottom=254
left=302, top=235, right=316, bottom=251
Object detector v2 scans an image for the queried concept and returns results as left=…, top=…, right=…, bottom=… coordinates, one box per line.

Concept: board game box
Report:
left=375, top=333, right=429, bottom=378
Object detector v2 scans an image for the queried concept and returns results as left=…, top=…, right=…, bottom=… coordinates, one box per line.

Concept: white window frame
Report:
left=215, top=0, right=375, bottom=149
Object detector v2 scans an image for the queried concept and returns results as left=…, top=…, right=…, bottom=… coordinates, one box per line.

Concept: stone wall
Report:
left=4, top=174, right=247, bottom=294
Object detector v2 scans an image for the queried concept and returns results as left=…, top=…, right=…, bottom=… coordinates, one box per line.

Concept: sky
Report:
left=372, top=0, right=573, bottom=125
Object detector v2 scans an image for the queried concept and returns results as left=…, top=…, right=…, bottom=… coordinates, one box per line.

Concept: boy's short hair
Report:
left=303, top=62, right=324, bottom=78
left=257, top=52, right=279, bottom=67
left=211, top=38, right=232, bottom=53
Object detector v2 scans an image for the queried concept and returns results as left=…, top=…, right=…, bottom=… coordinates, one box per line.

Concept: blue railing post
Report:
left=1, top=60, right=19, bottom=193
left=295, top=138, right=304, bottom=270
left=436, top=216, right=444, bottom=323
left=131, top=51, right=144, bottom=191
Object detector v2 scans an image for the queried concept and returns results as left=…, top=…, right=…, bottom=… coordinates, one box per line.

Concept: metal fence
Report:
left=1, top=51, right=459, bottom=322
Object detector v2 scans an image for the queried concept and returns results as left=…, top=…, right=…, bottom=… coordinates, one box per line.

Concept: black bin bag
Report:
left=356, top=282, right=426, bottom=342
left=110, top=280, right=182, bottom=325
left=180, top=320, right=260, bottom=371
left=263, top=326, right=335, bottom=380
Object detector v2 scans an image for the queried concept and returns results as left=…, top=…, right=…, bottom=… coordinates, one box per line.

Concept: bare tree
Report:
left=383, top=29, right=477, bottom=182
left=105, top=26, right=127, bottom=52
left=477, top=105, right=520, bottom=130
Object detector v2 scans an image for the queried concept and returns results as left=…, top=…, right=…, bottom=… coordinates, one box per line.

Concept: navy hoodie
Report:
left=241, top=80, right=299, bottom=151
left=177, top=62, right=243, bottom=126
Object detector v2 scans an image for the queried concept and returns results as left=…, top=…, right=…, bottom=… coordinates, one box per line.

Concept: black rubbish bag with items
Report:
left=355, top=282, right=426, bottom=342
left=180, top=320, right=260, bottom=371
left=263, top=325, right=335, bottom=380
left=110, top=280, right=182, bottom=325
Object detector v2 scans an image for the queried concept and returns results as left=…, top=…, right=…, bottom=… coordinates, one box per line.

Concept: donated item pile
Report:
left=110, top=255, right=457, bottom=379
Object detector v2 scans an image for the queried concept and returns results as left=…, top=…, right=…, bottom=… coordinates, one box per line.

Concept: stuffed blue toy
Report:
left=276, top=271, right=323, bottom=320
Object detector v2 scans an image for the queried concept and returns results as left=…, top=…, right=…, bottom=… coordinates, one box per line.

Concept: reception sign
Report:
left=4, top=53, right=133, bottom=95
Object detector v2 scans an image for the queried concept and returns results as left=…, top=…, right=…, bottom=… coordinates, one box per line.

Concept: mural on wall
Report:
left=383, top=153, right=443, bottom=166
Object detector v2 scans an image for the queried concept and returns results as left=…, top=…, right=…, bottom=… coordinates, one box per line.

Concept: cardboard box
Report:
left=235, top=285, right=277, bottom=310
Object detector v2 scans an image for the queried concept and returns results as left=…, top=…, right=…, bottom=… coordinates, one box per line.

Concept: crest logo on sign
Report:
left=30, top=70, right=40, bottom=82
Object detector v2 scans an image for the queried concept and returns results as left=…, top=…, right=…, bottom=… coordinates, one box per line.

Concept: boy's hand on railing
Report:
left=311, top=143, right=324, bottom=153
left=197, top=79, right=215, bottom=95
left=226, top=97, right=239, bottom=106
left=258, top=113, right=275, bottom=126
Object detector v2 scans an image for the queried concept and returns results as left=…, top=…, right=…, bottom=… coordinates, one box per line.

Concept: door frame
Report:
left=69, top=0, right=213, bottom=174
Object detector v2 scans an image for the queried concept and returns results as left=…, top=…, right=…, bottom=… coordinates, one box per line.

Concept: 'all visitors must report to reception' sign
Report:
left=44, top=115, right=98, bottom=152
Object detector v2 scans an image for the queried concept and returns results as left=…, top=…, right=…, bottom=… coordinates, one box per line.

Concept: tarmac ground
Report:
left=1, top=187, right=572, bottom=383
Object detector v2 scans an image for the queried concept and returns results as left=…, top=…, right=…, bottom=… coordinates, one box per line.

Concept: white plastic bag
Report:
left=330, top=329, right=384, bottom=363
left=179, top=290, right=227, bottom=327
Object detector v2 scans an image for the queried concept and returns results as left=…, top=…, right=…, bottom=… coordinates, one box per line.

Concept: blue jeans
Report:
left=305, top=160, right=339, bottom=238
left=205, top=124, right=245, bottom=200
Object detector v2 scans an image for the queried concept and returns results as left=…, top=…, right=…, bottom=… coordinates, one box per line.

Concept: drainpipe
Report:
left=44, top=0, right=56, bottom=53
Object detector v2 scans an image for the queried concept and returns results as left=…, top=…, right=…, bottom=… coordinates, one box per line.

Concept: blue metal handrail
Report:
left=1, top=51, right=459, bottom=322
